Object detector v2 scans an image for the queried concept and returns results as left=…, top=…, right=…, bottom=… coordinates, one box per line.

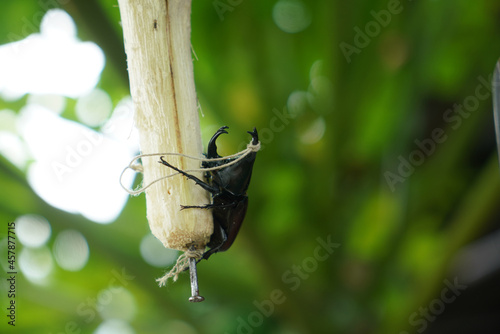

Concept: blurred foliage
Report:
left=1, top=0, right=500, bottom=333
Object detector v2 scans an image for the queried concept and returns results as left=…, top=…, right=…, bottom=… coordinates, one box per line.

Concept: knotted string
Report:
left=120, top=140, right=261, bottom=196
left=156, top=247, right=204, bottom=286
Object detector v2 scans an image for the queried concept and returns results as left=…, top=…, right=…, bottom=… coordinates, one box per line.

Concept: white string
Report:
left=120, top=140, right=260, bottom=196
left=156, top=247, right=204, bottom=286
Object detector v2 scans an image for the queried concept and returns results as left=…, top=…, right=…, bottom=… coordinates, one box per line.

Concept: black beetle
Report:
left=159, top=126, right=259, bottom=260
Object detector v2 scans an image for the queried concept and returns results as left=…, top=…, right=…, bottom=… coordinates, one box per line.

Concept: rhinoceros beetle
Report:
left=159, top=126, right=259, bottom=260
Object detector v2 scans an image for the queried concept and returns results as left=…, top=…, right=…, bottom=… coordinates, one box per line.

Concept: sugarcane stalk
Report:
left=117, top=0, right=212, bottom=258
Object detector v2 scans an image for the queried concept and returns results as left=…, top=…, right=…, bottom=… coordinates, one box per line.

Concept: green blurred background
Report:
left=1, top=0, right=500, bottom=333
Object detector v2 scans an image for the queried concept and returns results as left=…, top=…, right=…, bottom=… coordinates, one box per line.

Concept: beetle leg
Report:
left=180, top=203, right=217, bottom=210
left=202, top=226, right=227, bottom=261
left=159, top=157, right=218, bottom=194
left=181, top=201, right=237, bottom=210
left=202, top=246, right=220, bottom=261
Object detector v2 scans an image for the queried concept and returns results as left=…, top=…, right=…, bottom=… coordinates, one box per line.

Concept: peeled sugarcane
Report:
left=118, top=0, right=212, bottom=302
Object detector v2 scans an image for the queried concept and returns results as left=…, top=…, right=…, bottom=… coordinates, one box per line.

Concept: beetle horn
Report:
left=247, top=127, right=259, bottom=145
left=207, top=126, right=229, bottom=158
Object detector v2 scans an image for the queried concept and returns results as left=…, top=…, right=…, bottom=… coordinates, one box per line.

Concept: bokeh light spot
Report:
left=41, top=7, right=77, bottom=39
left=272, top=0, right=311, bottom=34
left=94, top=319, right=135, bottom=334
left=287, top=90, right=310, bottom=118
left=17, top=105, right=135, bottom=223
left=16, top=214, right=51, bottom=248
left=101, top=97, right=138, bottom=149
left=0, top=109, right=17, bottom=132
left=98, top=287, right=137, bottom=321
left=0, top=131, right=29, bottom=169
left=27, top=94, right=66, bottom=115
left=76, top=88, right=113, bottom=127
left=300, top=117, right=326, bottom=144
left=140, top=234, right=178, bottom=268
left=53, top=230, right=89, bottom=271
left=19, top=246, right=53, bottom=283
left=0, top=9, right=104, bottom=98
